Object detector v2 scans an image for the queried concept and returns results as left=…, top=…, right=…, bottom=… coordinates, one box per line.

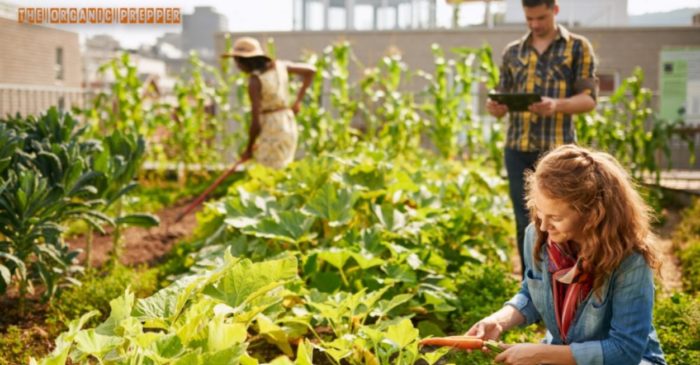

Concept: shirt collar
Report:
left=518, top=24, right=571, bottom=56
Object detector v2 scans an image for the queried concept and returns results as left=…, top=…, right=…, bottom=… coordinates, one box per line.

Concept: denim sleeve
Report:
left=570, top=255, right=654, bottom=365
left=504, top=224, right=542, bottom=326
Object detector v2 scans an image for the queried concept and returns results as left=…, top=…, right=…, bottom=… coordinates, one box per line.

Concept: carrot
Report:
left=419, top=336, right=484, bottom=350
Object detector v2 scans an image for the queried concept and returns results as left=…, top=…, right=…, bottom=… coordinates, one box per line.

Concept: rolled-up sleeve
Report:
left=569, top=255, right=654, bottom=365
left=505, top=282, right=542, bottom=326
left=572, top=38, right=598, bottom=101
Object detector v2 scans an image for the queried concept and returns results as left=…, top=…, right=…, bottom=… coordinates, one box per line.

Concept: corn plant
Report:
left=82, top=53, right=165, bottom=140
left=577, top=67, right=694, bottom=182
left=358, top=55, right=423, bottom=156
left=168, top=52, right=228, bottom=184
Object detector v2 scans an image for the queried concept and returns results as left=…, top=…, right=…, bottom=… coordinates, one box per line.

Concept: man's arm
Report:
left=530, top=37, right=598, bottom=117
left=529, top=92, right=595, bottom=116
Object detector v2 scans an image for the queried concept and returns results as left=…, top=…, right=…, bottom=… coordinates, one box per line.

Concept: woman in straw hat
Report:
left=223, top=37, right=316, bottom=169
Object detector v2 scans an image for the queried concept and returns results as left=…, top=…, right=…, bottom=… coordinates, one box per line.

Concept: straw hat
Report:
left=222, top=37, right=269, bottom=59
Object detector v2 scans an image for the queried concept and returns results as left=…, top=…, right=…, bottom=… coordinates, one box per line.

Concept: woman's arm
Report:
left=497, top=255, right=655, bottom=365
left=466, top=305, right=526, bottom=340
left=495, top=344, right=576, bottom=365
left=287, top=62, right=316, bottom=114
left=242, top=75, right=262, bottom=160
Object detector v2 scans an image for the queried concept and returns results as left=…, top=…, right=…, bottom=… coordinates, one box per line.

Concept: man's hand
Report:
left=487, top=99, right=509, bottom=118
left=494, top=343, right=546, bottom=365
left=528, top=97, right=558, bottom=116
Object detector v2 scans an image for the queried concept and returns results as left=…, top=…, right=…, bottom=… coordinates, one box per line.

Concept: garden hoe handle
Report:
left=174, top=156, right=249, bottom=223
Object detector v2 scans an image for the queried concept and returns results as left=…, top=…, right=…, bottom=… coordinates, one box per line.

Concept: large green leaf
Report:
left=208, top=314, right=247, bottom=352
left=200, top=345, right=246, bottom=365
left=116, top=213, right=160, bottom=228
left=202, top=257, right=298, bottom=309
left=243, top=211, right=315, bottom=244
left=302, top=183, right=357, bottom=227
left=73, top=329, right=125, bottom=361
left=384, top=318, right=418, bottom=348
left=134, top=275, right=200, bottom=324
left=96, top=288, right=135, bottom=336
left=373, top=203, right=407, bottom=232
left=256, top=314, right=294, bottom=357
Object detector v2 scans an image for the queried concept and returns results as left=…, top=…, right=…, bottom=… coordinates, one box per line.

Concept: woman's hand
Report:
left=494, top=343, right=546, bottom=365
left=291, top=101, right=301, bottom=115
left=465, top=317, right=504, bottom=341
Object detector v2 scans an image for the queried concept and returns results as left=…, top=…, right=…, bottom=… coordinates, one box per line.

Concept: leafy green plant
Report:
left=577, top=67, right=694, bottom=182
left=48, top=264, right=158, bottom=327
left=0, top=109, right=113, bottom=312
left=82, top=53, right=165, bottom=139
left=654, top=293, right=700, bottom=364
left=0, top=325, right=52, bottom=365
left=673, top=198, right=700, bottom=293
left=89, top=130, right=159, bottom=265
left=0, top=108, right=156, bottom=313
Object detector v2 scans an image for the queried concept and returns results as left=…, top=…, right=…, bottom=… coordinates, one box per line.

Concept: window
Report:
left=57, top=96, right=65, bottom=112
left=55, top=47, right=64, bottom=80
left=598, top=72, right=619, bottom=94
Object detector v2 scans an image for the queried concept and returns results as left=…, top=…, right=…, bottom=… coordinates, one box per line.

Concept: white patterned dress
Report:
left=251, top=61, right=298, bottom=169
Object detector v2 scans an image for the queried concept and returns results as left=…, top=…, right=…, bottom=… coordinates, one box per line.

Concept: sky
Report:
left=7, top=0, right=700, bottom=48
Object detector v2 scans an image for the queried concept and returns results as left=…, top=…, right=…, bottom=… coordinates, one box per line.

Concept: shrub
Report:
left=654, top=293, right=700, bottom=364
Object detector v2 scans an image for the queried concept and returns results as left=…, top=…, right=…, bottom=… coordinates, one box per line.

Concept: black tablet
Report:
left=489, top=93, right=542, bottom=112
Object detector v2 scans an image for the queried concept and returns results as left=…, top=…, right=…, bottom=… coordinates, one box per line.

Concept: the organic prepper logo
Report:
left=17, top=7, right=182, bottom=24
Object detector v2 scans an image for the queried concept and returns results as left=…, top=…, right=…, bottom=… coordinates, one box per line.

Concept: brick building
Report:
left=0, top=8, right=83, bottom=117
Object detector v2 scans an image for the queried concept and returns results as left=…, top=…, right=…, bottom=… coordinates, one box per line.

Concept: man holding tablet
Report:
left=485, top=0, right=598, bottom=277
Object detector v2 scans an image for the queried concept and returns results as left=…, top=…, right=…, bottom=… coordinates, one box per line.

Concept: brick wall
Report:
left=0, top=17, right=83, bottom=116
left=218, top=26, right=700, bottom=96
left=218, top=27, right=700, bottom=169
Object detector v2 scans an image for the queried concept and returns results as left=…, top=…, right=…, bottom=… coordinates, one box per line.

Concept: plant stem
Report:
left=85, top=225, right=93, bottom=267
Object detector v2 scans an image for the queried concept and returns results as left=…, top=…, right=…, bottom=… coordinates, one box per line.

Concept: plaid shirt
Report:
left=499, top=25, right=597, bottom=152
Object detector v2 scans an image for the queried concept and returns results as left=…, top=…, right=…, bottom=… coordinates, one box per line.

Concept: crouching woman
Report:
left=467, top=144, right=666, bottom=365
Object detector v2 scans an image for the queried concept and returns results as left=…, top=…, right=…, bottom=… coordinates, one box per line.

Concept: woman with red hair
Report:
left=467, top=144, right=666, bottom=365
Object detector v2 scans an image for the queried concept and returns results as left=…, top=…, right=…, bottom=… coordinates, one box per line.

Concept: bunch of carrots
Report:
left=419, top=336, right=503, bottom=353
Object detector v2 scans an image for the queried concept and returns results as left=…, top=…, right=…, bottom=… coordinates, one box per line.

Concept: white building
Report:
left=504, top=0, right=628, bottom=27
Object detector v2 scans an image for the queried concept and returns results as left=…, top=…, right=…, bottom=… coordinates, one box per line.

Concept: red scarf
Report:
left=547, top=240, right=593, bottom=343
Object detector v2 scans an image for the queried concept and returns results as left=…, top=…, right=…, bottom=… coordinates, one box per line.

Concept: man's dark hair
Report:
left=522, top=0, right=555, bottom=8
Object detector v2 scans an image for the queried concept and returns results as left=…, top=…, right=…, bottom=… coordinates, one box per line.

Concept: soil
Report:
left=67, top=200, right=202, bottom=267
left=656, top=209, right=684, bottom=293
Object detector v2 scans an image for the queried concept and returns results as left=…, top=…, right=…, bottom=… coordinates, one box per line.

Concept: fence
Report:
left=0, top=84, right=85, bottom=117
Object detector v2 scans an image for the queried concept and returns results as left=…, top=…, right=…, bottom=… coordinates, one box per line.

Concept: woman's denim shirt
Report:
left=506, top=224, right=666, bottom=365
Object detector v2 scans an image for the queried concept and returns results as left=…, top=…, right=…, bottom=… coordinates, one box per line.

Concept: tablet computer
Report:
left=488, top=92, right=542, bottom=112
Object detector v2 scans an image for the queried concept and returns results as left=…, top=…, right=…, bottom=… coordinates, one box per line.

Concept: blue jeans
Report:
left=504, top=148, right=541, bottom=278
